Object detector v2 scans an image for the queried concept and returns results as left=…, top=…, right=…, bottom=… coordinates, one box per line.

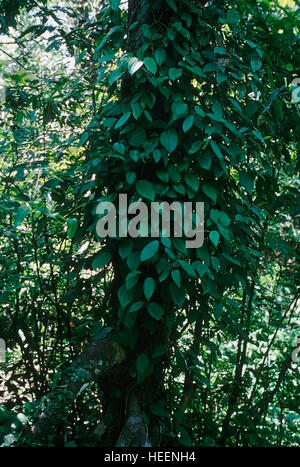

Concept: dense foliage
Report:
left=0, top=0, right=299, bottom=447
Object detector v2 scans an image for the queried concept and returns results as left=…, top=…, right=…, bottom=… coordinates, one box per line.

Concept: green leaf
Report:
left=212, top=102, right=223, bottom=119
left=126, top=271, right=141, bottom=290
left=152, top=345, right=167, bottom=358
left=136, top=353, right=150, bottom=377
left=183, top=115, right=194, bottom=133
left=251, top=58, right=262, bottom=72
left=188, top=140, right=202, bottom=154
left=166, top=0, right=177, bottom=11
left=197, top=263, right=209, bottom=278
left=240, top=172, right=254, bottom=194
left=141, top=240, right=159, bottom=262
left=128, top=127, right=146, bottom=147
left=227, top=9, right=240, bottom=25
left=127, top=251, right=141, bottom=271
left=109, top=69, right=123, bottom=85
left=198, top=152, right=212, bottom=170
left=136, top=180, right=156, bottom=201
left=210, top=140, right=223, bottom=160
left=128, top=301, right=144, bottom=313
left=160, top=129, right=178, bottom=153
left=195, top=107, right=205, bottom=117
left=126, top=171, right=136, bottom=185
left=169, top=68, right=182, bottom=80
left=143, top=277, right=156, bottom=301
left=118, top=283, right=135, bottom=308
left=246, top=40, right=257, bottom=48
left=119, top=239, right=133, bottom=259
left=131, top=101, right=143, bottom=120
left=103, top=117, right=117, bottom=128
left=204, top=63, right=218, bottom=72
left=168, top=165, right=180, bottom=183
left=144, top=57, right=157, bottom=75
left=114, top=112, right=131, bottom=129
left=172, top=101, right=188, bottom=119
left=198, top=374, right=211, bottom=389
left=155, top=48, right=167, bottom=66
left=209, top=231, right=220, bottom=247
left=153, top=149, right=162, bottom=163
left=171, top=269, right=181, bottom=288
left=217, top=71, right=227, bottom=84
left=169, top=283, right=185, bottom=307
left=161, top=237, right=171, bottom=249
left=156, top=169, right=169, bottom=183
left=109, top=0, right=120, bottom=10
left=217, top=224, right=231, bottom=241
left=214, top=46, right=226, bottom=55
left=92, top=251, right=112, bottom=269
left=202, top=184, right=217, bottom=203
left=148, top=302, right=164, bottom=320
left=14, top=205, right=29, bottom=227
left=185, top=173, right=200, bottom=192
left=67, top=218, right=78, bottom=239
left=222, top=253, right=241, bottom=266
left=78, top=132, right=89, bottom=146
left=178, top=260, right=196, bottom=278
left=252, top=129, right=264, bottom=143
left=210, top=209, right=231, bottom=227
left=113, top=142, right=125, bottom=154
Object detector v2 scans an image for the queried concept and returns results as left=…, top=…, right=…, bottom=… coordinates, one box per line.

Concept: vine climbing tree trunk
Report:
left=23, top=0, right=283, bottom=448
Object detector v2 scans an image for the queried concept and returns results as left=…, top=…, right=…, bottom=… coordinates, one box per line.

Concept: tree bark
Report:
left=30, top=329, right=125, bottom=443
left=116, top=392, right=151, bottom=447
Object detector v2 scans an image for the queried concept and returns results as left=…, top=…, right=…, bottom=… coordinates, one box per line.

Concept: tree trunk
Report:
left=30, top=329, right=125, bottom=443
